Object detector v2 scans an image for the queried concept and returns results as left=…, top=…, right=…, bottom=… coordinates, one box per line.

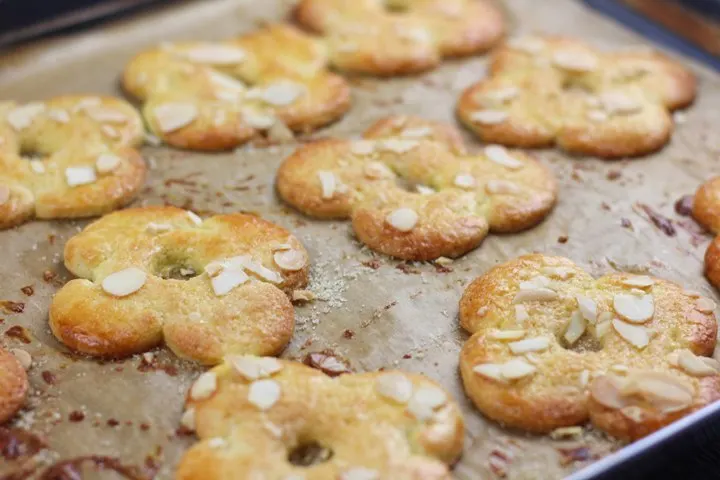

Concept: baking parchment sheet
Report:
left=1, top=0, right=720, bottom=478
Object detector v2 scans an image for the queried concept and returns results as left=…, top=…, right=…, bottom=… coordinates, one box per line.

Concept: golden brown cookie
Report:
left=692, top=177, right=720, bottom=288
left=457, top=36, right=696, bottom=158
left=277, top=115, right=557, bottom=260
left=295, top=0, right=505, bottom=76
left=122, top=24, right=351, bottom=151
left=0, top=96, right=146, bottom=229
left=459, top=254, right=720, bottom=441
left=0, top=347, right=28, bottom=423
left=176, top=357, right=464, bottom=479
left=49, top=206, right=309, bottom=365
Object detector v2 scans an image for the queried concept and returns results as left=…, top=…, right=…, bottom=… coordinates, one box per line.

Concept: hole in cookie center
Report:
left=384, top=0, right=409, bottom=12
left=152, top=253, right=200, bottom=281
left=19, top=145, right=48, bottom=163
left=560, top=79, right=592, bottom=94
left=559, top=332, right=602, bottom=353
left=288, top=441, right=334, bottom=467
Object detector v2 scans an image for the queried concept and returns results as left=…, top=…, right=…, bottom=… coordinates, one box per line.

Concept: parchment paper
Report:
left=1, top=0, right=720, bottom=478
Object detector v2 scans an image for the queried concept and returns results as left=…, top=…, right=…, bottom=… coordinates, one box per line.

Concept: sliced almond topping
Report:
left=207, top=437, right=226, bottom=448
left=229, top=356, right=282, bottom=380
left=576, top=295, right=597, bottom=324
left=242, top=110, right=275, bottom=129
left=454, top=173, right=476, bottom=189
left=473, top=363, right=508, bottom=383
left=550, top=426, right=584, bottom=439
left=10, top=349, right=32, bottom=370
left=226, top=255, right=282, bottom=283
left=72, top=97, right=101, bottom=112
left=610, top=365, right=629, bottom=374
left=187, top=210, right=203, bottom=226
left=386, top=208, right=418, bottom=232
left=0, top=185, right=9, bottom=205
left=600, top=91, right=642, bottom=115
left=317, top=170, right=337, bottom=199
left=508, top=36, right=545, bottom=54
left=48, top=109, right=70, bottom=123
left=146, top=222, right=172, bottom=234
left=30, top=162, right=45, bottom=174
left=623, top=371, right=694, bottom=413
left=416, top=185, right=435, bottom=195
left=400, top=126, right=432, bottom=138
left=350, top=140, right=375, bottom=156
left=541, top=266, right=575, bottom=280
left=84, top=106, right=127, bottom=124
left=190, top=371, right=217, bottom=400
left=406, top=386, right=447, bottom=420
left=477, top=306, right=489, bottom=317
left=248, top=379, right=281, bottom=410
left=273, top=249, right=306, bottom=271
left=184, top=44, right=246, bottom=64
left=341, top=468, right=379, bottom=480
left=595, top=320, right=611, bottom=339
left=364, top=161, right=394, bottom=180
left=485, top=145, right=523, bottom=170
left=481, top=86, right=520, bottom=106
left=501, top=358, right=537, bottom=379
left=96, top=153, right=121, bottom=174
left=65, top=166, right=97, bottom=187
left=587, top=110, right=608, bottom=122
left=101, top=267, right=147, bottom=297
left=180, top=408, right=195, bottom=431
left=378, top=139, right=418, bottom=154
left=489, top=329, right=527, bottom=341
left=695, top=297, right=717, bottom=313
left=6, top=103, right=45, bottom=131
left=375, top=373, right=413, bottom=404
left=621, top=275, right=655, bottom=288
left=512, top=288, right=558, bottom=304
left=485, top=179, right=520, bottom=195
left=469, top=109, right=508, bottom=125
left=210, top=268, right=249, bottom=296
left=590, top=375, right=628, bottom=409
left=677, top=349, right=719, bottom=377
left=247, top=82, right=304, bottom=106
left=101, top=125, right=119, bottom=139
left=508, top=336, right=550, bottom=354
left=515, top=304, right=529, bottom=323
left=613, top=294, right=654, bottom=323
left=552, top=50, right=598, bottom=72
left=612, top=319, right=649, bottom=349
left=154, top=103, right=198, bottom=133
left=564, top=310, right=586, bottom=345
left=580, top=369, right=590, bottom=388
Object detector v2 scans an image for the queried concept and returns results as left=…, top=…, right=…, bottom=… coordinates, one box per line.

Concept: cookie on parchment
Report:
left=457, top=36, right=696, bottom=158
left=49, top=207, right=309, bottom=365
left=0, top=96, right=146, bottom=229
left=176, top=356, right=464, bottom=479
left=277, top=115, right=557, bottom=260
left=122, top=24, right=351, bottom=151
left=691, top=177, right=720, bottom=289
left=295, top=0, right=505, bottom=76
left=0, top=347, right=28, bottom=424
left=459, top=254, right=720, bottom=441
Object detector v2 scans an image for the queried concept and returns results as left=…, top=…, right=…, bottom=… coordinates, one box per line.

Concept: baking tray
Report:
left=1, top=0, right=720, bottom=478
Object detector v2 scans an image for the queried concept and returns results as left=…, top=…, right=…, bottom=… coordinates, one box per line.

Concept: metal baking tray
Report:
left=1, top=0, right=720, bottom=478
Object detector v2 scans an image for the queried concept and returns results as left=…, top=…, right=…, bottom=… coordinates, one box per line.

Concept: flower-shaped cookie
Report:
left=277, top=115, right=557, bottom=260
left=176, top=356, right=464, bottom=479
left=459, top=254, right=720, bottom=441
left=692, top=177, right=720, bottom=289
left=457, top=36, right=696, bottom=158
left=0, top=347, right=28, bottom=423
left=49, top=207, right=309, bottom=365
left=0, top=96, right=146, bottom=229
left=295, top=0, right=505, bottom=76
left=122, top=24, right=351, bottom=151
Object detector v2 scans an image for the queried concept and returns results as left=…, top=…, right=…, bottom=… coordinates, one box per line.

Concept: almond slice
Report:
left=595, top=319, right=611, bottom=339
left=101, top=267, right=147, bottom=297
left=416, top=185, right=435, bottom=195
left=187, top=210, right=203, bottom=226
left=248, top=379, right=281, bottom=410
left=624, top=371, right=694, bottom=413
left=613, top=294, right=654, bottom=323
left=273, top=249, right=306, bottom=271
left=695, top=297, right=717, bottom=313
left=84, top=106, right=128, bottom=124
left=190, top=371, right=217, bottom=400
left=514, top=304, right=529, bottom=323
left=576, top=295, right=598, bottom=324
left=10, top=349, right=32, bottom=370
left=154, top=103, right=198, bottom=133
left=469, top=110, right=508, bottom=125
left=6, top=103, right=45, bottom=131
left=180, top=408, right=195, bottom=431
left=485, top=179, right=520, bottom=195
left=454, top=173, right=476, bottom=189
left=621, top=275, right=655, bottom=288
left=508, top=36, right=545, bottom=54
left=512, top=288, right=558, bottom=304
left=485, top=145, right=523, bottom=170
left=226, top=255, right=282, bottom=283
left=481, top=86, right=520, bottom=106
left=30, top=162, right=45, bottom=174
left=375, top=373, right=413, bottom=403
left=210, top=268, right=249, bottom=296
left=377, top=139, right=418, bottom=154
left=489, top=329, right=526, bottom=341
left=0, top=185, right=9, bottom=205
left=65, top=166, right=97, bottom=187
left=552, top=50, right=598, bottom=72
left=350, top=140, right=375, bottom=156
left=247, top=82, right=305, bottom=106
left=406, top=386, right=447, bottom=420
left=564, top=310, right=586, bottom=345
left=48, top=109, right=70, bottom=123
left=228, top=356, right=282, bottom=380
left=473, top=363, right=508, bottom=383
left=341, top=468, right=379, bottom=480
left=400, top=126, right=432, bottom=138
left=612, top=319, right=649, bottom=349
left=508, top=336, right=550, bottom=354
left=599, top=91, right=642, bottom=115
left=364, top=161, right=394, bottom=180
left=146, top=222, right=172, bottom=234
left=184, top=44, right=246, bottom=64
left=96, top=153, right=121, bottom=174
left=677, top=349, right=719, bottom=377
left=501, top=358, right=537, bottom=379
left=317, top=170, right=336, bottom=199
left=242, top=110, right=275, bottom=129
left=587, top=110, right=608, bottom=122
left=386, top=208, right=418, bottom=232
left=519, top=275, right=551, bottom=290
left=541, top=266, right=575, bottom=280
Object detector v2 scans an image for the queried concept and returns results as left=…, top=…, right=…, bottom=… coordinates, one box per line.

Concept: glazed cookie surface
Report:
left=176, top=357, right=464, bottom=479
left=277, top=115, right=557, bottom=260
left=49, top=207, right=309, bottom=365
left=0, top=96, right=146, bottom=229
left=122, top=24, right=351, bottom=151
left=692, top=177, right=720, bottom=288
left=0, top=347, right=28, bottom=424
left=457, top=36, right=696, bottom=158
left=459, top=254, right=720, bottom=441
left=295, top=0, right=505, bottom=76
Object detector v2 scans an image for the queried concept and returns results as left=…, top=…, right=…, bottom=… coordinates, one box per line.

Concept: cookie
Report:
left=176, top=357, right=464, bottom=479
left=49, top=207, right=309, bottom=365
left=0, top=347, right=28, bottom=423
left=276, top=115, right=557, bottom=260
left=459, top=254, right=720, bottom=441
left=122, top=24, right=351, bottom=151
left=0, top=96, right=146, bottom=229
left=295, top=0, right=505, bottom=76
left=692, top=177, right=720, bottom=288
left=457, top=36, right=696, bottom=158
